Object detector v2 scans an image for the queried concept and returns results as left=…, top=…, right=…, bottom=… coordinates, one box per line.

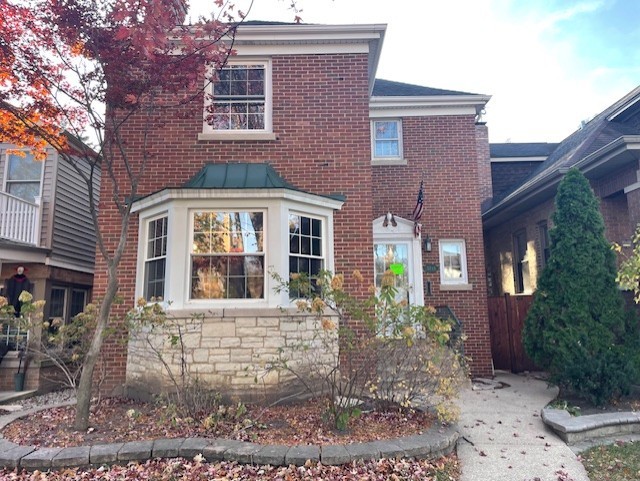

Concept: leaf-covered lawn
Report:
left=0, top=456, right=460, bottom=480
left=581, top=440, right=640, bottom=481
left=2, top=397, right=433, bottom=448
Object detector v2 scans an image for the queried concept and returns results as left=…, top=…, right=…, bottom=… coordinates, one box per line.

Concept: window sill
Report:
left=198, top=132, right=278, bottom=142
left=440, top=283, right=473, bottom=291
left=372, top=158, right=407, bottom=166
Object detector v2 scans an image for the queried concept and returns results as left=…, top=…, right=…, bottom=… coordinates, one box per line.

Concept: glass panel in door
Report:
left=373, top=242, right=411, bottom=304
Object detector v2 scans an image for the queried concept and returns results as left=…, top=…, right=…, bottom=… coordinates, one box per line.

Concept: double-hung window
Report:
left=144, top=216, right=168, bottom=300
left=539, top=222, right=550, bottom=269
left=439, top=240, right=468, bottom=285
left=371, top=120, right=403, bottom=161
left=5, top=152, right=43, bottom=203
left=513, top=230, right=529, bottom=293
left=209, top=63, right=269, bottom=131
left=289, top=213, right=323, bottom=297
left=191, top=211, right=265, bottom=299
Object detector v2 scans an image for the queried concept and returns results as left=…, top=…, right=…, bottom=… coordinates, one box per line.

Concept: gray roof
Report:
left=372, top=79, right=477, bottom=97
left=490, top=143, right=559, bottom=158
left=483, top=86, right=640, bottom=221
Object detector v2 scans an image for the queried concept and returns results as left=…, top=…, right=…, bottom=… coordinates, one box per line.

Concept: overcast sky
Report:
left=189, top=0, right=640, bottom=143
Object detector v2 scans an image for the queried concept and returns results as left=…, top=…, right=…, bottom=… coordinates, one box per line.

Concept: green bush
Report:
left=523, top=168, right=636, bottom=405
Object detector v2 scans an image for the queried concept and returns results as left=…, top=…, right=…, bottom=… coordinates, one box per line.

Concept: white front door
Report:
left=372, top=214, right=425, bottom=307
left=374, top=242, right=412, bottom=304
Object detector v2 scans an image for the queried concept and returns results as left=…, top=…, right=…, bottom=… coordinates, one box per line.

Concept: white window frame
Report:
left=371, top=119, right=404, bottom=164
left=439, top=239, right=470, bottom=289
left=134, top=194, right=339, bottom=311
left=288, top=211, right=326, bottom=298
left=143, top=214, right=168, bottom=301
left=189, top=209, right=266, bottom=301
left=200, top=59, right=274, bottom=140
left=3, top=150, right=45, bottom=203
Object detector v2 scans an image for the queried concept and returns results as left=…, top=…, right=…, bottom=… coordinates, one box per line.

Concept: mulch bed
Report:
left=2, top=396, right=435, bottom=448
left=0, top=455, right=460, bottom=480
left=555, top=388, right=640, bottom=416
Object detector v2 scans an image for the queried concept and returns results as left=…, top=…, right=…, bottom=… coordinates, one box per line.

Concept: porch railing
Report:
left=0, top=192, right=41, bottom=245
left=0, top=317, right=29, bottom=351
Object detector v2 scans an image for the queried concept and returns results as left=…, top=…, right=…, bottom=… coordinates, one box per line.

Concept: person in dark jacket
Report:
left=5, top=266, right=32, bottom=316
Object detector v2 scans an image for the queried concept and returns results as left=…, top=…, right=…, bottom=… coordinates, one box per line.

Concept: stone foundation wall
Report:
left=126, top=308, right=338, bottom=402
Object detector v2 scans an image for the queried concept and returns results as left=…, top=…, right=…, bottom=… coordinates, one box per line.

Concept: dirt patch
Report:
left=2, top=396, right=435, bottom=448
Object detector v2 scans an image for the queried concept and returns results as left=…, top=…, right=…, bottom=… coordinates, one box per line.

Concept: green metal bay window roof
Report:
left=184, top=163, right=297, bottom=190
left=131, top=162, right=345, bottom=212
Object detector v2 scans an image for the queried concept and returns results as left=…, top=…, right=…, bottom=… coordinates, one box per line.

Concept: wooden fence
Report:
left=487, top=294, right=538, bottom=372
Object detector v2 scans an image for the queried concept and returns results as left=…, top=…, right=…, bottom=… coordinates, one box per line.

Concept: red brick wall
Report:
left=476, top=123, right=492, bottom=210
left=372, top=115, right=493, bottom=377
left=484, top=199, right=554, bottom=296
left=95, top=53, right=375, bottom=392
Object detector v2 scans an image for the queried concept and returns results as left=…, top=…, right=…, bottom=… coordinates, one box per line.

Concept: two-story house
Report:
left=0, top=135, right=100, bottom=391
left=96, top=21, right=494, bottom=399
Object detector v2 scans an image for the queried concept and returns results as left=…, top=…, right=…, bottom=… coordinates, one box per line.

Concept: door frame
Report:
left=373, top=215, right=424, bottom=306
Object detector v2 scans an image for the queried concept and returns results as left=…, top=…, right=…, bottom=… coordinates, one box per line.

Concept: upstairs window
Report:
left=5, top=152, right=43, bottom=203
left=371, top=120, right=403, bottom=161
left=209, top=63, right=270, bottom=132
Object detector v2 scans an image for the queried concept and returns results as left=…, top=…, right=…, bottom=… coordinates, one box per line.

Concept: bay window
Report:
left=144, top=216, right=168, bottom=300
left=132, top=179, right=341, bottom=310
left=289, top=213, right=324, bottom=297
left=191, top=211, right=265, bottom=299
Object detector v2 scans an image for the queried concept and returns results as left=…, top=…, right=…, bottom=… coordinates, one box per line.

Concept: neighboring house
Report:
left=97, top=21, right=494, bottom=399
left=484, top=86, right=640, bottom=297
left=0, top=135, right=100, bottom=390
left=490, top=143, right=558, bottom=202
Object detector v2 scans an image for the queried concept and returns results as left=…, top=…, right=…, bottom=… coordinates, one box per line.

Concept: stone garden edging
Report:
left=0, top=402, right=458, bottom=470
left=542, top=407, right=640, bottom=444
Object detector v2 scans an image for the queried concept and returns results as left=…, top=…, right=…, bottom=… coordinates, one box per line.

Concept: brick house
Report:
left=98, top=22, right=494, bottom=399
left=484, top=86, right=640, bottom=297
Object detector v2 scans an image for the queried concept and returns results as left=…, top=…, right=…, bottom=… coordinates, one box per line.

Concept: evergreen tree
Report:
left=523, top=168, right=635, bottom=404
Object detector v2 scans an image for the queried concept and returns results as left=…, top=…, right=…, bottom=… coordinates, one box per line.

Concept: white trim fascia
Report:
left=44, top=257, right=94, bottom=274
left=0, top=248, right=48, bottom=264
left=226, top=23, right=387, bottom=44
left=233, top=43, right=371, bottom=56
left=370, top=94, right=491, bottom=117
left=575, top=135, right=640, bottom=173
left=131, top=188, right=345, bottom=213
left=490, top=156, right=548, bottom=163
left=606, top=86, right=640, bottom=121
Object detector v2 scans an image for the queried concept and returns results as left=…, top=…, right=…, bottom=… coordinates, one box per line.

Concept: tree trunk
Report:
left=74, top=263, right=119, bottom=431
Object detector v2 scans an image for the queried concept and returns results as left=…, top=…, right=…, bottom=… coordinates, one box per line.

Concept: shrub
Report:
left=523, top=168, right=636, bottom=405
left=270, top=270, right=467, bottom=430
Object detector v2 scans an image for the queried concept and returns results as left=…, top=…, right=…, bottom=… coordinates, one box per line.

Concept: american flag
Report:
left=412, top=181, right=424, bottom=237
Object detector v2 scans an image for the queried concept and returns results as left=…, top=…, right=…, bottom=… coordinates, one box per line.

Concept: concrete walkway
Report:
left=457, top=371, right=590, bottom=481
